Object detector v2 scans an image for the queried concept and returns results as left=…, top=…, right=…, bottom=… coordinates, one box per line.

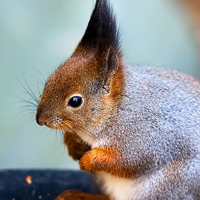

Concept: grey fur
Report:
left=96, top=66, right=200, bottom=200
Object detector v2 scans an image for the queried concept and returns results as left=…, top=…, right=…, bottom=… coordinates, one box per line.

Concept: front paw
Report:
left=68, top=144, right=89, bottom=161
left=64, top=132, right=90, bottom=160
left=79, top=147, right=134, bottom=178
left=79, top=147, right=117, bottom=173
left=79, top=150, right=101, bottom=173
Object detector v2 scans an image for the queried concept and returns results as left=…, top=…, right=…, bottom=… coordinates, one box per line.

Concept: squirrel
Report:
left=36, top=0, right=200, bottom=199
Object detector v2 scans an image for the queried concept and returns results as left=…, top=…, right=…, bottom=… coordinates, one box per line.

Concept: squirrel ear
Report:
left=103, top=48, right=119, bottom=93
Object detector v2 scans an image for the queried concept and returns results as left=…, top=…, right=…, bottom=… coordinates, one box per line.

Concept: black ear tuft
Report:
left=78, top=0, right=121, bottom=56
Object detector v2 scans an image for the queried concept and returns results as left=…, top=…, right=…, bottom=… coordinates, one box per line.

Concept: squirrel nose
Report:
left=36, top=111, right=48, bottom=126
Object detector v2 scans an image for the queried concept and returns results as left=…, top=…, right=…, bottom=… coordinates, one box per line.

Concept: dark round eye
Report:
left=68, top=96, right=83, bottom=108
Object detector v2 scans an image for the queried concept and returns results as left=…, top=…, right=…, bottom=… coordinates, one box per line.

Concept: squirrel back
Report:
left=36, top=0, right=200, bottom=199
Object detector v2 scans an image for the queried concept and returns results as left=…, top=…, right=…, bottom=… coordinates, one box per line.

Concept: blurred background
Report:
left=0, top=0, right=199, bottom=170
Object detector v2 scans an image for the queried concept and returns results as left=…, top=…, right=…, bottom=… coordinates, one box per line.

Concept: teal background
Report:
left=0, top=0, right=199, bottom=170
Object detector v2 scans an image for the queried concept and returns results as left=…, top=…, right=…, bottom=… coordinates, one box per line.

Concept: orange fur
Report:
left=110, top=61, right=125, bottom=102
left=79, top=147, right=134, bottom=178
left=64, top=131, right=90, bottom=161
left=56, top=190, right=109, bottom=200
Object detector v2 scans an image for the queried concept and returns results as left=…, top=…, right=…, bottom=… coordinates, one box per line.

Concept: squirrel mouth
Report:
left=37, top=114, right=67, bottom=130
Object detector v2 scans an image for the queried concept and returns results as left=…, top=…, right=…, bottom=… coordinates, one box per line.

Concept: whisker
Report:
left=15, top=106, right=36, bottom=118
left=31, top=67, right=47, bottom=85
left=17, top=107, right=36, bottom=114
left=16, top=76, right=39, bottom=104
left=8, top=98, right=36, bottom=117
left=58, top=124, right=65, bottom=134
left=60, top=121, right=80, bottom=137
left=61, top=120, right=97, bottom=139
left=18, top=111, right=36, bottom=124
left=8, top=101, right=36, bottom=116
left=37, top=82, right=42, bottom=97
left=23, top=75, right=39, bottom=103
left=18, top=99, right=37, bottom=108
left=57, top=125, right=69, bottom=156
left=11, top=101, right=36, bottom=109
left=12, top=72, right=40, bottom=125
left=61, top=120, right=96, bottom=140
left=8, top=94, right=38, bottom=108
left=25, top=73, right=45, bottom=87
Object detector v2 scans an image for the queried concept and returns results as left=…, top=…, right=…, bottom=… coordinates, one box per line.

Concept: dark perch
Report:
left=0, top=170, right=99, bottom=200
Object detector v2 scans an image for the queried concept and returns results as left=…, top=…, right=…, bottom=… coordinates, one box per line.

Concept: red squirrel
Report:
left=36, top=0, right=200, bottom=199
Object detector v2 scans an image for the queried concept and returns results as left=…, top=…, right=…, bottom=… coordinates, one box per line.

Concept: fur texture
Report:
left=36, top=0, right=200, bottom=199
left=96, top=65, right=200, bottom=199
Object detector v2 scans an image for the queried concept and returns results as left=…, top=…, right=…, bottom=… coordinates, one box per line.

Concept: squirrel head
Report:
left=36, top=0, right=124, bottom=138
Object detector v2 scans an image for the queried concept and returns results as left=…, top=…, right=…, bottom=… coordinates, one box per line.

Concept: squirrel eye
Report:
left=68, top=96, right=83, bottom=108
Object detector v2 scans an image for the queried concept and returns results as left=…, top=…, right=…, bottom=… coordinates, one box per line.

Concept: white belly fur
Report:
left=97, top=171, right=163, bottom=200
